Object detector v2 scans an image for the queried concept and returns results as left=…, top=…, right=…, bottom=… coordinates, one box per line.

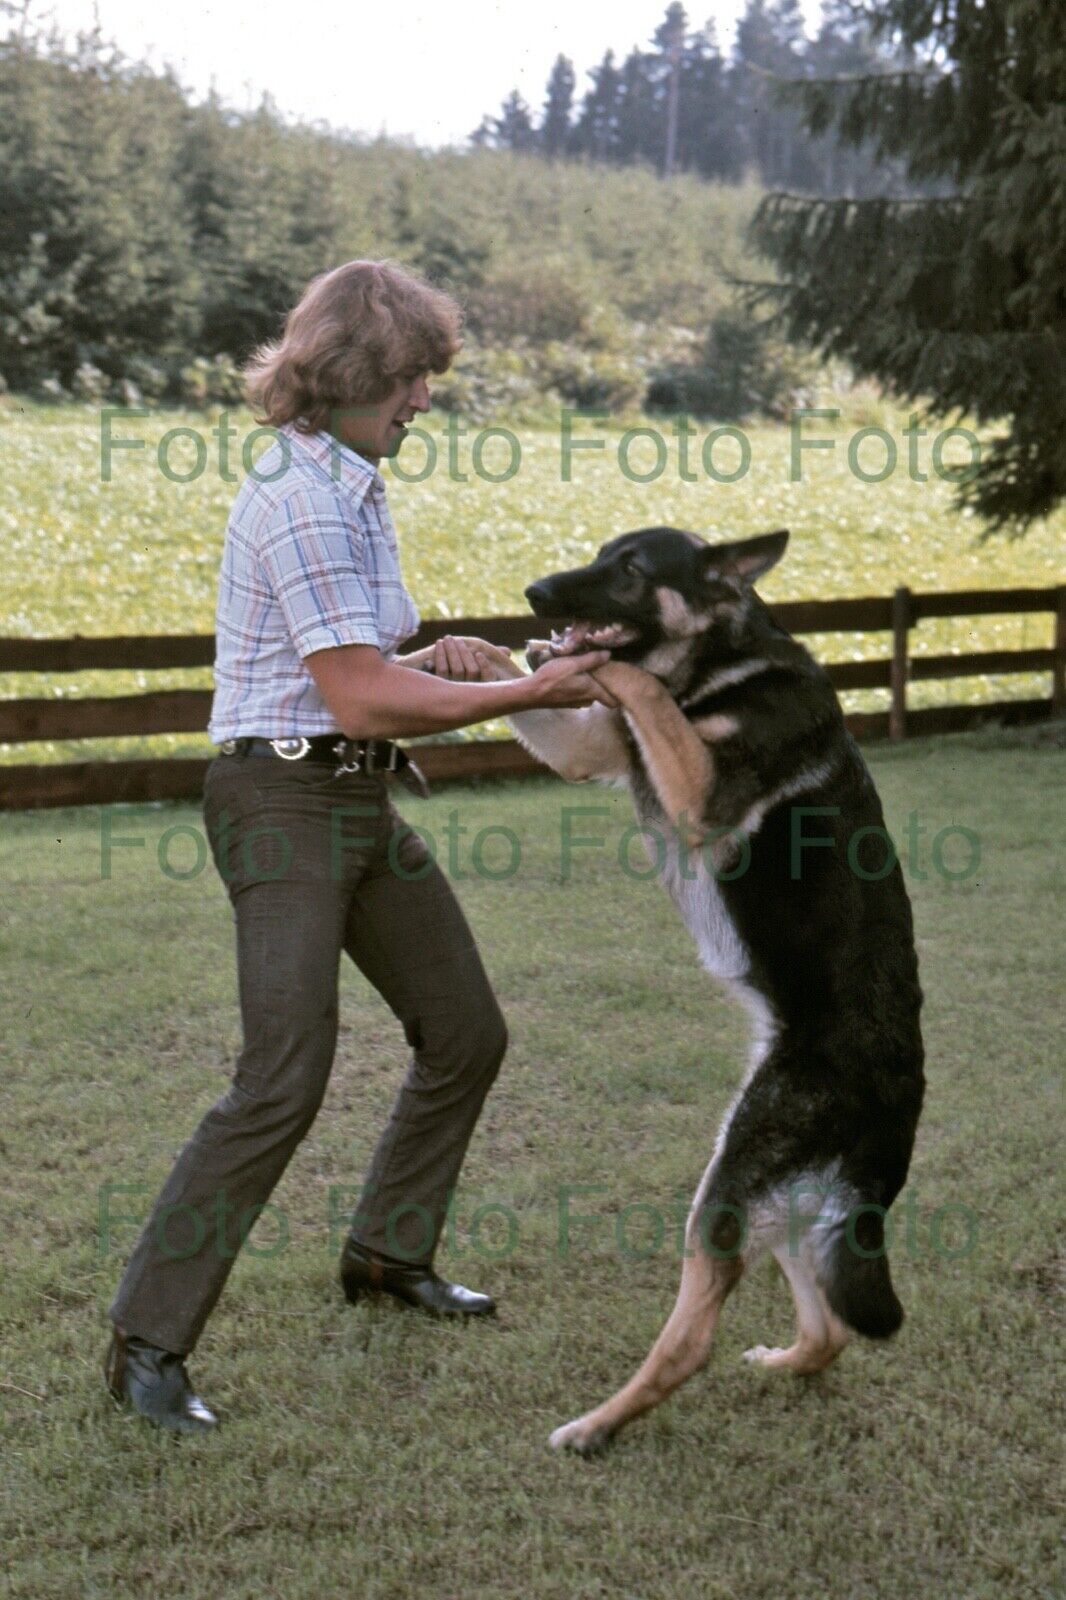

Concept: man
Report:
left=105, top=259, right=613, bottom=1430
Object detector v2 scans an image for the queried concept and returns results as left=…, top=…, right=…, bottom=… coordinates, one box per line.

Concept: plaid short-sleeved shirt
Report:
left=207, top=423, right=420, bottom=743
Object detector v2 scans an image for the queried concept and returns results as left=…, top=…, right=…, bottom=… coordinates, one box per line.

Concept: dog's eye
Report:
left=622, top=556, right=645, bottom=579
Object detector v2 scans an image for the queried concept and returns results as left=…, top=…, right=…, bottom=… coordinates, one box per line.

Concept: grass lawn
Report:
left=1, top=735, right=1062, bottom=1599
left=2, top=398, right=1064, bottom=766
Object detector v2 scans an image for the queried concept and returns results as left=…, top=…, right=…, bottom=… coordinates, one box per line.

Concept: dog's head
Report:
left=524, top=527, right=788, bottom=671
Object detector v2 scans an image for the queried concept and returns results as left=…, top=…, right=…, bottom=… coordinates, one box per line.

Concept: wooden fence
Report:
left=1, top=585, right=1064, bottom=810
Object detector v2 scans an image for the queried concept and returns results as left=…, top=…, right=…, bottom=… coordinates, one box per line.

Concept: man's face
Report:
left=333, top=370, right=432, bottom=461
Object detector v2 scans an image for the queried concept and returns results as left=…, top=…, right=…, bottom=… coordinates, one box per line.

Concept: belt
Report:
left=217, top=735, right=428, bottom=796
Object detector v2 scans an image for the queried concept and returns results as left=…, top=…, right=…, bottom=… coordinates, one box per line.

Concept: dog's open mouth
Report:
left=547, top=621, right=640, bottom=656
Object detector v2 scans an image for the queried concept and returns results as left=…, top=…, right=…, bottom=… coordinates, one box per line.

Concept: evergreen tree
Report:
left=749, top=0, right=1066, bottom=527
left=732, top=0, right=817, bottom=190
left=614, top=47, right=659, bottom=167
left=656, top=2, right=687, bottom=177
left=491, top=90, right=537, bottom=153
left=805, top=2, right=881, bottom=197
left=541, top=55, right=575, bottom=159
left=573, top=51, right=622, bottom=163
left=231, top=115, right=338, bottom=352
left=678, top=20, right=745, bottom=182
left=602, top=9, right=743, bottom=183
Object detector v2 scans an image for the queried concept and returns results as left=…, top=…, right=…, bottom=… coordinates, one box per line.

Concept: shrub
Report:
left=466, top=262, right=594, bottom=345
left=430, top=341, right=547, bottom=423
left=112, top=378, right=145, bottom=408
left=177, top=354, right=245, bottom=408
left=204, top=354, right=245, bottom=405
left=123, top=355, right=169, bottom=400
left=34, top=375, right=68, bottom=403
left=71, top=362, right=110, bottom=402
left=536, top=342, right=644, bottom=413
left=646, top=307, right=813, bottom=421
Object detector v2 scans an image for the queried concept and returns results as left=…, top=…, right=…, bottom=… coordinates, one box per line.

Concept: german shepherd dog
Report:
left=481, top=528, right=924, bottom=1454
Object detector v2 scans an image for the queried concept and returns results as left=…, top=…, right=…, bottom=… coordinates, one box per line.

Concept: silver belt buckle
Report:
left=270, top=737, right=311, bottom=761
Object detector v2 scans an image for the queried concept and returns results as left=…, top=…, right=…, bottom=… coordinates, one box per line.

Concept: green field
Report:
left=1, top=739, right=1063, bottom=1598
left=2, top=397, right=1063, bottom=766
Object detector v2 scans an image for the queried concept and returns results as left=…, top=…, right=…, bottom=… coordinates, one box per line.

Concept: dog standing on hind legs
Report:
left=470, top=526, right=925, bottom=1454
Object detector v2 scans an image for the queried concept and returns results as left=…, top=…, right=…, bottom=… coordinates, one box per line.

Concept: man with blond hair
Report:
left=105, top=260, right=613, bottom=1431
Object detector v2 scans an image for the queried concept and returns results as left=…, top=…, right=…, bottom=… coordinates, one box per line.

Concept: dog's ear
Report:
left=702, top=530, right=789, bottom=586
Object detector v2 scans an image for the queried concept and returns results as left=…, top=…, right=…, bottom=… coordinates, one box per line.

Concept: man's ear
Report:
left=702, top=529, right=789, bottom=585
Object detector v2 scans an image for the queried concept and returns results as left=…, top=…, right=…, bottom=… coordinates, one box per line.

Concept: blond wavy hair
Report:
left=243, top=260, right=463, bottom=433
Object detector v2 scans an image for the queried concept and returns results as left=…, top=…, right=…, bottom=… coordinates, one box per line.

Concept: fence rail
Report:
left=2, top=585, right=1064, bottom=810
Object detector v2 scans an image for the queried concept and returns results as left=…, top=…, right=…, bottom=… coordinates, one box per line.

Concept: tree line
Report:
left=474, top=1, right=910, bottom=196
left=0, top=13, right=774, bottom=413
left=3, top=0, right=1062, bottom=527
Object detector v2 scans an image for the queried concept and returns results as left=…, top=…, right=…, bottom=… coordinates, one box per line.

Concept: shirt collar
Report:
left=281, top=422, right=386, bottom=506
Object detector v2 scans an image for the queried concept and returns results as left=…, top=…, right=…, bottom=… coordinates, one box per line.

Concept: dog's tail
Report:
left=820, top=1212, right=904, bottom=1339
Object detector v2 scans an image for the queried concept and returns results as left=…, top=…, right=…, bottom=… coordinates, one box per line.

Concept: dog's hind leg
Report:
left=549, top=1236, right=742, bottom=1456
left=743, top=1247, right=849, bottom=1375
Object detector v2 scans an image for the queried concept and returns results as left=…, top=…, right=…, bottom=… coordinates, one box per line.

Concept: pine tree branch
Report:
left=736, top=59, right=941, bottom=88
left=759, top=189, right=966, bottom=211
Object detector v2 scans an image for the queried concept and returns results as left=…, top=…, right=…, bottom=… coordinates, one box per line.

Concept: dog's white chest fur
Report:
left=659, top=841, right=750, bottom=981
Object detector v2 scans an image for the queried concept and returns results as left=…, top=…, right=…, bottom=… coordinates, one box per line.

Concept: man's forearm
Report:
left=317, top=653, right=539, bottom=739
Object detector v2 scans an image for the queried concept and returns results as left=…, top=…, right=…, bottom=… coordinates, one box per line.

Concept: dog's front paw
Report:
left=525, top=639, right=554, bottom=671
left=549, top=1414, right=613, bottom=1456
left=474, top=651, right=524, bottom=682
left=590, top=659, right=662, bottom=705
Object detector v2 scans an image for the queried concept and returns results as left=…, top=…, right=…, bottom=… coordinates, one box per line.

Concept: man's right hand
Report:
left=521, top=650, right=620, bottom=709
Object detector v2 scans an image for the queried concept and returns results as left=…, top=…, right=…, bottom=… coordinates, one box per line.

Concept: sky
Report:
left=39, top=0, right=822, bottom=147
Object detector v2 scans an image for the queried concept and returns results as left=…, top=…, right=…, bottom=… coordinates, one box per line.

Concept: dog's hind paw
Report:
left=549, top=1415, right=613, bottom=1456
left=742, top=1344, right=783, bottom=1366
left=743, top=1340, right=844, bottom=1375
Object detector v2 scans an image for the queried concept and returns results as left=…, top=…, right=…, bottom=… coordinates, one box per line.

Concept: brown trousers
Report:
left=108, top=753, right=507, bottom=1354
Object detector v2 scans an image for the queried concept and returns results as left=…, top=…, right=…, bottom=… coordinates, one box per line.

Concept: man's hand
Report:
left=404, top=635, right=619, bottom=707
left=525, top=651, right=620, bottom=709
left=398, top=635, right=517, bottom=681
left=304, top=636, right=621, bottom=741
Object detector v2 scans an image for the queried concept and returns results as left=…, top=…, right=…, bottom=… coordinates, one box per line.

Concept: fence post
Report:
left=889, top=585, right=912, bottom=743
left=1053, top=585, right=1066, bottom=715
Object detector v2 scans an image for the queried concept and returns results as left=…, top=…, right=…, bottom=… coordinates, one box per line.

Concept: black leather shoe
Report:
left=104, top=1327, right=219, bottom=1433
left=340, top=1240, right=496, bottom=1318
